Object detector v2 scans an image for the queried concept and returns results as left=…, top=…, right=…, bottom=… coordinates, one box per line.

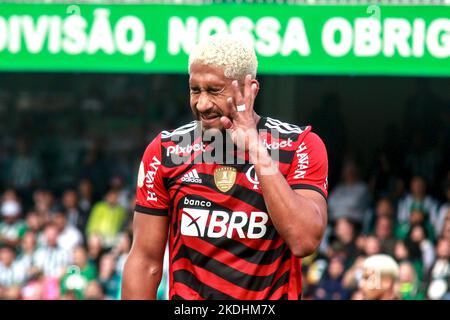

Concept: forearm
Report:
left=250, top=142, right=325, bottom=257
left=121, top=252, right=162, bottom=300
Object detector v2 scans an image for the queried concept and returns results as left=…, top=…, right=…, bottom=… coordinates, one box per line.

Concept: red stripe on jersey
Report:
left=268, top=284, right=289, bottom=300
left=288, top=255, right=302, bottom=300
left=172, top=257, right=291, bottom=299
left=183, top=237, right=289, bottom=277
left=171, top=282, right=205, bottom=300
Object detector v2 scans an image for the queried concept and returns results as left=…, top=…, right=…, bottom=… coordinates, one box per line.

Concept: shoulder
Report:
left=260, top=116, right=326, bottom=146
left=160, top=120, right=198, bottom=142
left=141, top=121, right=199, bottom=157
left=260, top=116, right=310, bottom=139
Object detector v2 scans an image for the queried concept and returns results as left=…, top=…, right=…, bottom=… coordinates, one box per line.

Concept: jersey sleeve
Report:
left=286, top=131, right=329, bottom=199
left=135, top=133, right=170, bottom=216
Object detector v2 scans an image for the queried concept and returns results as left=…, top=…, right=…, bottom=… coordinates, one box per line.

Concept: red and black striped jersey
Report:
left=135, top=117, right=328, bottom=300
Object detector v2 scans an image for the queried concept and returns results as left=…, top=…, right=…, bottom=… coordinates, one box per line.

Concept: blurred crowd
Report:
left=302, top=164, right=450, bottom=300
left=0, top=179, right=136, bottom=300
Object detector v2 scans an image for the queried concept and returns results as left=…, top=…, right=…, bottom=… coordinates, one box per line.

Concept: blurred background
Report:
left=0, top=0, right=449, bottom=300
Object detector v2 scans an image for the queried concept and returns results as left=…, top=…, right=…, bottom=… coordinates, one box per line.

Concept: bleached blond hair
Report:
left=188, top=34, right=258, bottom=81
left=363, top=254, right=400, bottom=280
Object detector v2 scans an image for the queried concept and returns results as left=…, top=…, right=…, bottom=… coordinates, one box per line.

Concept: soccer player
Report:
left=122, top=34, right=328, bottom=300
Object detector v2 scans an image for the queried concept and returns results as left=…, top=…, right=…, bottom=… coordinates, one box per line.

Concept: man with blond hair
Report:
left=360, top=254, right=400, bottom=300
left=122, top=34, right=329, bottom=300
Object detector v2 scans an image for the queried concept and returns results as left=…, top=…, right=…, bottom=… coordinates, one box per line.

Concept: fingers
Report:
left=227, top=97, right=238, bottom=119
left=231, top=80, right=244, bottom=107
left=251, top=83, right=257, bottom=101
left=244, top=74, right=252, bottom=103
left=229, top=74, right=257, bottom=118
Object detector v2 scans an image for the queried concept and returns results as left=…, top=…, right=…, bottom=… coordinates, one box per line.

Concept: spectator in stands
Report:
left=0, top=245, right=27, bottom=292
left=0, top=195, right=26, bottom=247
left=436, top=184, right=450, bottom=236
left=363, top=235, right=382, bottom=257
left=84, top=280, right=105, bottom=300
left=15, top=231, right=37, bottom=278
left=330, top=218, right=359, bottom=264
left=398, top=261, right=426, bottom=300
left=32, top=189, right=55, bottom=224
left=426, top=238, right=450, bottom=300
left=396, top=205, right=435, bottom=242
left=51, top=210, right=83, bottom=254
left=111, top=231, right=131, bottom=274
left=398, top=176, right=439, bottom=228
left=62, top=189, right=87, bottom=232
left=98, top=253, right=121, bottom=300
left=408, top=225, right=436, bottom=274
left=60, top=245, right=97, bottom=300
left=78, top=179, right=94, bottom=218
left=342, top=255, right=366, bottom=291
left=24, top=211, right=45, bottom=237
left=4, top=139, right=42, bottom=202
left=109, top=175, right=131, bottom=212
left=313, top=256, right=351, bottom=300
left=362, top=196, right=396, bottom=235
left=32, top=223, right=71, bottom=280
left=359, top=254, right=400, bottom=300
left=374, top=215, right=397, bottom=256
left=87, top=234, right=106, bottom=270
left=86, top=189, right=126, bottom=248
left=440, top=210, right=450, bottom=241
left=328, top=160, right=371, bottom=225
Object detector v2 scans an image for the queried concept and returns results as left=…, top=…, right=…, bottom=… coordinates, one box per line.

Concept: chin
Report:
left=200, top=118, right=223, bottom=131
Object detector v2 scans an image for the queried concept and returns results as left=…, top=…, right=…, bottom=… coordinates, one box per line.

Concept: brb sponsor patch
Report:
left=180, top=208, right=269, bottom=239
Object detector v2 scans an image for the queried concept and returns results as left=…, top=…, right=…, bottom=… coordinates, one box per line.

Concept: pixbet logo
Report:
left=180, top=208, right=268, bottom=239
left=166, top=142, right=206, bottom=156
left=262, top=138, right=293, bottom=150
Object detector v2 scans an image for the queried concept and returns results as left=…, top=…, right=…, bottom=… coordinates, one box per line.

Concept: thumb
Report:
left=220, top=116, right=233, bottom=130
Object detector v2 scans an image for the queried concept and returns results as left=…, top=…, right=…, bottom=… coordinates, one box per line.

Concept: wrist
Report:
left=249, top=140, right=278, bottom=176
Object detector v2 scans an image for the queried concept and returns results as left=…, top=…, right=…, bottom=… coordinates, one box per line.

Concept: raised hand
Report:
left=220, top=74, right=260, bottom=151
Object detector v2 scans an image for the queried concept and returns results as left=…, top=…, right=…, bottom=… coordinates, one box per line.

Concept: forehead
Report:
left=189, top=63, right=228, bottom=85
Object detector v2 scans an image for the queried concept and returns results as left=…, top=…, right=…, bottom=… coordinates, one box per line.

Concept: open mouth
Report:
left=200, top=114, right=220, bottom=121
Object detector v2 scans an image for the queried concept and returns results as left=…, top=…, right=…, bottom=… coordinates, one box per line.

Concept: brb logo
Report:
left=180, top=208, right=268, bottom=239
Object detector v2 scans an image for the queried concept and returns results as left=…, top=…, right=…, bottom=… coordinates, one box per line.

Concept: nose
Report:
left=196, top=92, right=213, bottom=113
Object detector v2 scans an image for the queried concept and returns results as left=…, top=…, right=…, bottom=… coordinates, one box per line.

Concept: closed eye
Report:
left=208, top=87, right=225, bottom=95
left=190, top=87, right=200, bottom=94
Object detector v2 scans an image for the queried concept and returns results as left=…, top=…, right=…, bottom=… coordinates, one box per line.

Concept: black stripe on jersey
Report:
left=173, top=269, right=235, bottom=300
left=174, top=245, right=290, bottom=292
left=192, top=172, right=268, bottom=213
left=291, top=184, right=327, bottom=201
left=169, top=165, right=198, bottom=246
left=134, top=205, right=168, bottom=216
left=165, top=152, right=206, bottom=189
left=193, top=235, right=289, bottom=265
left=266, top=270, right=290, bottom=298
left=269, top=149, right=296, bottom=164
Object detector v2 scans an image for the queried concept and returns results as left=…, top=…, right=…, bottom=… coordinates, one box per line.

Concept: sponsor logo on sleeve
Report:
left=145, top=156, right=161, bottom=201
left=293, top=142, right=309, bottom=179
